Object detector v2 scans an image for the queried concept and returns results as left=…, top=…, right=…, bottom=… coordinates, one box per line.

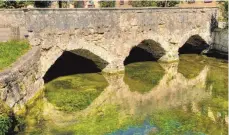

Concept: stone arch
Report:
left=42, top=48, right=109, bottom=83
left=179, top=34, right=210, bottom=54
left=124, top=39, right=166, bottom=65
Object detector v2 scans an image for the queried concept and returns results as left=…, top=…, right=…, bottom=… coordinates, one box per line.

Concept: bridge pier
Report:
left=102, top=58, right=125, bottom=73
left=158, top=51, right=179, bottom=62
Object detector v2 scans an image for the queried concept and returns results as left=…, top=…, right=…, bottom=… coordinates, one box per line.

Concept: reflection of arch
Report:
left=43, top=49, right=108, bottom=83
left=124, top=39, right=165, bottom=65
left=179, top=35, right=210, bottom=54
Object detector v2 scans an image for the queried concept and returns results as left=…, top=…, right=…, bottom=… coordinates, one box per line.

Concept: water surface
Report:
left=20, top=54, right=228, bottom=135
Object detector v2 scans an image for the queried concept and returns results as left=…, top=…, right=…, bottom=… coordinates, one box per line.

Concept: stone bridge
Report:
left=0, top=7, right=219, bottom=108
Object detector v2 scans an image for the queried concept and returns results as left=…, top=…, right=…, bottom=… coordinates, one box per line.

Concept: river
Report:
left=18, top=54, right=228, bottom=135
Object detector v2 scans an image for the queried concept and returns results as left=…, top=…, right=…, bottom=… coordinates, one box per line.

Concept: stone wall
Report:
left=0, top=47, right=43, bottom=109
left=212, top=28, right=228, bottom=52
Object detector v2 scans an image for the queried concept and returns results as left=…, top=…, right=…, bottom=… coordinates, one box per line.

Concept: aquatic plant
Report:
left=45, top=73, right=108, bottom=112
left=124, top=61, right=165, bottom=93
left=149, top=109, right=228, bottom=135
left=178, top=54, right=206, bottom=79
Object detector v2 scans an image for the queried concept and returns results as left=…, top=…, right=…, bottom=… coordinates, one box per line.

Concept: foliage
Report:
left=34, top=1, right=51, bottom=8
left=73, top=1, right=84, bottom=8
left=0, top=100, right=11, bottom=135
left=45, top=73, right=108, bottom=112
left=130, top=1, right=157, bottom=7
left=99, top=1, right=115, bottom=8
left=0, top=1, right=34, bottom=8
left=0, top=115, right=11, bottom=135
left=156, top=1, right=179, bottom=7
left=130, top=1, right=179, bottom=7
left=124, top=62, right=165, bottom=93
left=0, top=40, right=30, bottom=71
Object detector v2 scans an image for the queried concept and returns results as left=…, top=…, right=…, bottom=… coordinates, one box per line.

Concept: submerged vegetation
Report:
left=45, top=73, right=108, bottom=112
left=0, top=40, right=30, bottom=71
left=124, top=62, right=165, bottom=93
left=1, top=54, right=227, bottom=135
left=178, top=54, right=206, bottom=79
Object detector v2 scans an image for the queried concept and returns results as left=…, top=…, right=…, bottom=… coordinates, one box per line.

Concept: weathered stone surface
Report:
left=212, top=28, right=228, bottom=53
left=0, top=47, right=43, bottom=108
left=0, top=8, right=218, bottom=73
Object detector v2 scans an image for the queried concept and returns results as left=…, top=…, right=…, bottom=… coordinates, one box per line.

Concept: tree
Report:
left=34, top=1, right=51, bottom=8
left=99, top=1, right=115, bottom=8
left=0, top=1, right=34, bottom=8
left=130, top=1, right=157, bottom=7
left=130, top=0, right=179, bottom=7
left=156, top=1, right=179, bottom=7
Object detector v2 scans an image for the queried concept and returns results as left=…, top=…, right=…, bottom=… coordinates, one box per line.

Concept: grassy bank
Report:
left=0, top=40, right=30, bottom=71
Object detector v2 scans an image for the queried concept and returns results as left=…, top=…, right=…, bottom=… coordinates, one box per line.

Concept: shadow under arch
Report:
left=179, top=35, right=210, bottom=54
left=43, top=49, right=109, bottom=83
left=124, top=39, right=165, bottom=65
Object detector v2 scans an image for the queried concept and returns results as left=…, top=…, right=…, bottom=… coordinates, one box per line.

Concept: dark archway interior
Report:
left=179, top=35, right=209, bottom=54
left=124, top=47, right=156, bottom=65
left=124, top=40, right=165, bottom=65
left=43, top=51, right=101, bottom=83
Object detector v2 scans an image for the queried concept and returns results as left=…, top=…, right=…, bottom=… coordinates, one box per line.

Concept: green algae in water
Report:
left=178, top=54, right=206, bottom=79
left=45, top=73, right=108, bottom=112
left=148, top=109, right=227, bottom=135
left=124, top=61, right=165, bottom=93
left=71, top=105, right=144, bottom=135
left=15, top=54, right=228, bottom=135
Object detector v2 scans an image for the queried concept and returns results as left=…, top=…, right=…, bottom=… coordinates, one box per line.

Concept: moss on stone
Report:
left=124, top=61, right=165, bottom=93
left=45, top=73, right=108, bottom=112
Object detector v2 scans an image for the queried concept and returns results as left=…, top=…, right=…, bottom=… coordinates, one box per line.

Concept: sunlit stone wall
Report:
left=0, top=7, right=218, bottom=73
left=0, top=47, right=43, bottom=109
left=212, top=28, right=228, bottom=53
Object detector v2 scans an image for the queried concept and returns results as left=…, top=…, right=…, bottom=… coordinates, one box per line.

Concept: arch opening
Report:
left=179, top=35, right=209, bottom=54
left=124, top=39, right=165, bottom=65
left=43, top=50, right=108, bottom=83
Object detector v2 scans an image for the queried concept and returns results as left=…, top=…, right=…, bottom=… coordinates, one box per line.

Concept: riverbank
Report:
left=0, top=40, right=30, bottom=71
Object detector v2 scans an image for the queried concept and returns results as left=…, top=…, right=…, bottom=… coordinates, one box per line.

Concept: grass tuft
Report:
left=0, top=40, right=30, bottom=71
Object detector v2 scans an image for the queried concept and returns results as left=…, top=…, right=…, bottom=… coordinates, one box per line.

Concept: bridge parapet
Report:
left=0, top=7, right=218, bottom=73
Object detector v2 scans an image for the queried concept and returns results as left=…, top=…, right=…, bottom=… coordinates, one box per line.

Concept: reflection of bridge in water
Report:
left=84, top=62, right=211, bottom=115
left=41, top=62, right=213, bottom=127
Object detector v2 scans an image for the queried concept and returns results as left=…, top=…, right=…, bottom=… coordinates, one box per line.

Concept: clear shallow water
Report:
left=19, top=54, right=228, bottom=135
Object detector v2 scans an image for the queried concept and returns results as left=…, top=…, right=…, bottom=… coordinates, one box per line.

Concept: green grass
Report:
left=0, top=40, right=30, bottom=71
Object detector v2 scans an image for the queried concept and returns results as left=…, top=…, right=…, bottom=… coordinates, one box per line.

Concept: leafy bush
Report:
left=99, top=1, right=115, bottom=7
left=0, top=100, right=11, bottom=135
left=131, top=1, right=157, bottom=7
left=0, top=115, right=11, bottom=135
left=0, top=1, right=34, bottom=8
